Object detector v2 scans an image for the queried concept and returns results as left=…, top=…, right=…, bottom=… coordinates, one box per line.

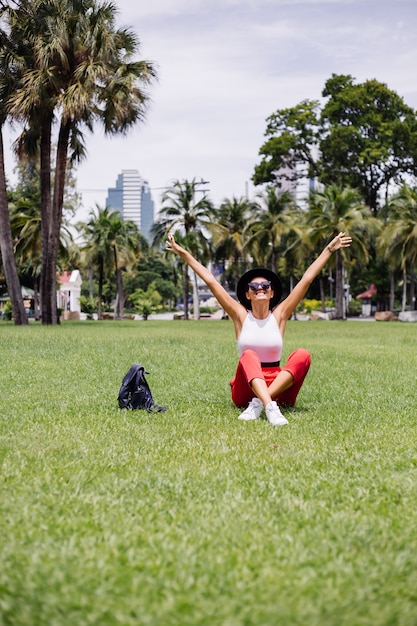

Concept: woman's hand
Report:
left=327, top=232, right=352, bottom=253
left=165, top=233, right=185, bottom=257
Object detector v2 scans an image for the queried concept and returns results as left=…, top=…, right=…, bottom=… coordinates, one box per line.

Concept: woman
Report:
left=166, top=231, right=352, bottom=426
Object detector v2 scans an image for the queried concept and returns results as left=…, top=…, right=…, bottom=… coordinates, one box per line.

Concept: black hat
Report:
left=236, top=268, right=282, bottom=310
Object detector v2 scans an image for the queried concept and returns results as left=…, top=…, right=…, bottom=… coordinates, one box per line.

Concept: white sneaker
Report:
left=265, top=401, right=288, bottom=426
left=238, top=397, right=264, bottom=421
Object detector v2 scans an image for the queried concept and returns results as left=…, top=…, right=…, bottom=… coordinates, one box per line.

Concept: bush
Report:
left=348, top=298, right=362, bottom=316
left=130, top=281, right=162, bottom=320
left=298, top=299, right=334, bottom=314
left=1, top=299, right=13, bottom=321
left=78, top=296, right=98, bottom=319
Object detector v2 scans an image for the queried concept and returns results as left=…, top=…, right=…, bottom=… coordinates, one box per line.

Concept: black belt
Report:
left=261, top=361, right=280, bottom=367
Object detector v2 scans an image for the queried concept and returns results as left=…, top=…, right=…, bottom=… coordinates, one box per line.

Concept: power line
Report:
left=79, top=179, right=210, bottom=193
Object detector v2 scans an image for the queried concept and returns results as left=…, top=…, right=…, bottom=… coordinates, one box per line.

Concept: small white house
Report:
left=57, top=270, right=82, bottom=314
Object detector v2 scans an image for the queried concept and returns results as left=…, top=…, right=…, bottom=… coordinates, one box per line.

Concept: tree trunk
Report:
left=97, top=257, right=104, bottom=320
left=335, top=250, right=345, bottom=319
left=89, top=264, right=94, bottom=297
left=233, top=253, right=240, bottom=294
left=40, top=116, right=71, bottom=324
left=118, top=270, right=125, bottom=316
left=389, top=269, right=395, bottom=312
left=328, top=268, right=334, bottom=301
left=290, top=273, right=297, bottom=320
left=319, top=276, right=326, bottom=312
left=33, top=274, right=41, bottom=321
left=114, top=269, right=125, bottom=319
left=402, top=265, right=407, bottom=312
left=183, top=264, right=189, bottom=320
left=39, top=116, right=53, bottom=324
left=0, top=129, right=28, bottom=325
left=113, top=246, right=125, bottom=320
left=410, top=259, right=415, bottom=310
left=192, top=270, right=200, bottom=319
left=51, top=119, right=71, bottom=323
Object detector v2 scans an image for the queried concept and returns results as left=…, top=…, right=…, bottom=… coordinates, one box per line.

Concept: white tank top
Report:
left=237, top=312, right=283, bottom=362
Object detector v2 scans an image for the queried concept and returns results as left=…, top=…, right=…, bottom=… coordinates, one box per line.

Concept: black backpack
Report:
left=118, top=364, right=166, bottom=413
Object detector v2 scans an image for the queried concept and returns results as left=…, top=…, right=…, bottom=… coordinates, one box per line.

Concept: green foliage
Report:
left=78, top=295, right=98, bottom=319
left=1, top=321, right=417, bottom=625
left=320, top=76, right=417, bottom=211
left=130, top=281, right=162, bottom=320
left=254, top=74, right=417, bottom=213
left=253, top=99, right=321, bottom=186
left=347, top=298, right=363, bottom=316
left=1, top=0, right=158, bottom=324
left=1, top=299, right=13, bottom=320
left=299, top=298, right=333, bottom=313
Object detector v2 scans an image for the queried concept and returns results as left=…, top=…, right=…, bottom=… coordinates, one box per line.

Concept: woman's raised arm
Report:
left=277, top=232, right=352, bottom=324
left=166, top=234, right=244, bottom=323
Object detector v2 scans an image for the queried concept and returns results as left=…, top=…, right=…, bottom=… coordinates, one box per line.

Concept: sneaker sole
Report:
left=268, top=418, right=288, bottom=426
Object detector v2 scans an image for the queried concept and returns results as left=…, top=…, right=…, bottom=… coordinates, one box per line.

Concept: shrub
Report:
left=130, top=281, right=162, bottom=320
left=1, top=299, right=13, bottom=321
left=298, top=299, right=334, bottom=314
left=78, top=296, right=98, bottom=319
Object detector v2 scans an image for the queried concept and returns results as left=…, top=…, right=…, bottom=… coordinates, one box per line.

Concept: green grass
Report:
left=1, top=319, right=417, bottom=626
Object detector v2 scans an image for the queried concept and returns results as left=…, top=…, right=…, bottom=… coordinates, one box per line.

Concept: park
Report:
left=1, top=2, right=417, bottom=623
left=1, top=318, right=416, bottom=625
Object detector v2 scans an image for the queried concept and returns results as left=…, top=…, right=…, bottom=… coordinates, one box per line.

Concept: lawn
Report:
left=1, top=319, right=417, bottom=626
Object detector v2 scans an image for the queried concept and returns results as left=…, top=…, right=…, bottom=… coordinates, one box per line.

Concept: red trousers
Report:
left=230, top=348, right=311, bottom=408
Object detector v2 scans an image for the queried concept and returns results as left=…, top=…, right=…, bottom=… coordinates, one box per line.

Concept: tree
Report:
left=208, top=196, right=252, bottom=292
left=253, top=100, right=320, bottom=189
left=9, top=156, right=77, bottom=319
left=320, top=75, right=417, bottom=212
left=276, top=216, right=314, bottom=315
left=378, top=184, right=417, bottom=311
left=253, top=74, right=417, bottom=213
left=307, top=184, right=375, bottom=318
left=78, top=205, right=118, bottom=319
left=4, top=0, right=157, bottom=324
left=109, top=216, right=141, bottom=319
left=130, top=281, right=162, bottom=320
left=153, top=179, right=214, bottom=320
left=245, top=188, right=298, bottom=270
left=0, top=132, right=28, bottom=324
left=0, top=9, right=28, bottom=324
left=77, top=205, right=140, bottom=320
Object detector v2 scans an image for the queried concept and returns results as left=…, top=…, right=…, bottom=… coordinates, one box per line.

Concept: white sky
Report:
left=3, top=0, right=417, bottom=221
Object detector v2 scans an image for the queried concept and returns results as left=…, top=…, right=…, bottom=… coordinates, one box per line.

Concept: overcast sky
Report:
left=3, top=0, right=417, bottom=221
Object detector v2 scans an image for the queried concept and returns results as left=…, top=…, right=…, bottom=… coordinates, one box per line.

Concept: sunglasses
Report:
left=247, top=281, right=272, bottom=292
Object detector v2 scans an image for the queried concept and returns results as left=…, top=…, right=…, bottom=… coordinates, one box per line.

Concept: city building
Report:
left=105, top=169, right=155, bottom=241
left=274, top=162, right=319, bottom=208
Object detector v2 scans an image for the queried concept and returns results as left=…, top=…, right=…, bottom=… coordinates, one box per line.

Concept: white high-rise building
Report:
left=105, top=169, right=155, bottom=241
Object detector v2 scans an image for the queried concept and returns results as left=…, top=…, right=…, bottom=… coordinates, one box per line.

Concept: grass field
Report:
left=1, top=319, right=417, bottom=626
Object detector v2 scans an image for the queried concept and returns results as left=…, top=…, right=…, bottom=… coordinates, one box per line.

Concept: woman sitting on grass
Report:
left=166, top=231, right=352, bottom=426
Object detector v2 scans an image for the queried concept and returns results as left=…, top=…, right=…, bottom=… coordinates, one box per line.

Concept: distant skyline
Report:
left=3, top=0, right=417, bottom=222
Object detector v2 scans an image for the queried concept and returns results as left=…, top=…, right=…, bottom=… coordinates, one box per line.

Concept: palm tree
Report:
left=246, top=188, right=297, bottom=269
left=378, top=184, right=417, bottom=311
left=153, top=179, right=214, bottom=320
left=307, top=184, right=376, bottom=318
left=8, top=155, right=76, bottom=319
left=78, top=206, right=112, bottom=319
left=276, top=212, right=314, bottom=315
left=5, top=0, right=157, bottom=324
left=0, top=16, right=28, bottom=324
left=108, top=217, right=141, bottom=319
left=10, top=196, right=74, bottom=319
left=78, top=205, right=140, bottom=319
left=208, top=196, right=252, bottom=292
left=0, top=134, right=29, bottom=324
